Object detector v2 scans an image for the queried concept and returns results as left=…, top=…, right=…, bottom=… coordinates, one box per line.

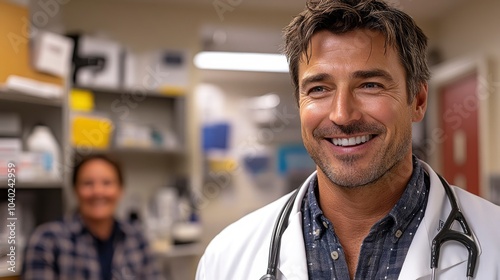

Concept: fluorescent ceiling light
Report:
left=248, top=93, right=281, bottom=109
left=194, top=51, right=289, bottom=73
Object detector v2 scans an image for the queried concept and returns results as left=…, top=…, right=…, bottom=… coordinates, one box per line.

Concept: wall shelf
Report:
left=0, top=178, right=63, bottom=189
left=0, top=88, right=63, bottom=107
left=73, top=86, right=185, bottom=100
left=73, top=146, right=185, bottom=157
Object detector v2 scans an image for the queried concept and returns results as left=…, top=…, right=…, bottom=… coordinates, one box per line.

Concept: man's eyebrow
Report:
left=300, top=73, right=332, bottom=89
left=352, top=69, right=394, bottom=82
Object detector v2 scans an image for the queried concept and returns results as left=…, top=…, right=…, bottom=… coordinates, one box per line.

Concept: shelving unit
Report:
left=69, top=85, right=190, bottom=222
left=1, top=2, right=196, bottom=278
left=0, top=85, right=193, bottom=268
left=0, top=89, right=67, bottom=190
left=0, top=84, right=193, bottom=278
left=0, top=88, right=67, bottom=278
left=71, top=86, right=186, bottom=152
left=70, top=85, right=187, bottom=159
left=67, top=86, right=196, bottom=279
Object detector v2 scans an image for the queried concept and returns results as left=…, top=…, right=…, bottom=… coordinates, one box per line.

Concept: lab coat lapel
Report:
left=398, top=162, right=480, bottom=279
left=277, top=172, right=315, bottom=280
left=278, top=211, right=309, bottom=280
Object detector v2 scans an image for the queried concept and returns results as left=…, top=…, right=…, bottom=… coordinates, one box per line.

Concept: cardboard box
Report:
left=32, top=31, right=74, bottom=78
left=124, top=49, right=188, bottom=95
left=0, top=1, right=63, bottom=87
left=70, top=34, right=123, bottom=89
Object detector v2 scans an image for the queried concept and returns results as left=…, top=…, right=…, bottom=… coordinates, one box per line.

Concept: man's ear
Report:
left=412, top=83, right=428, bottom=122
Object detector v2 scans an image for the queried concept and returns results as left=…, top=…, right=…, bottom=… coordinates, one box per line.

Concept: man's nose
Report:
left=328, top=87, right=362, bottom=126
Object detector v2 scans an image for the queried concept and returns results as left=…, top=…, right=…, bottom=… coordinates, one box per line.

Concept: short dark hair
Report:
left=72, top=154, right=124, bottom=187
left=283, top=0, right=430, bottom=104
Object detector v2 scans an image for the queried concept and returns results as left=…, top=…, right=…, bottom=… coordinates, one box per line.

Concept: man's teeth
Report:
left=332, top=135, right=372, bottom=147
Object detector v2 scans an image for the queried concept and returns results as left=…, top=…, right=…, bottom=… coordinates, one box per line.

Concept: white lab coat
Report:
left=196, top=161, right=500, bottom=279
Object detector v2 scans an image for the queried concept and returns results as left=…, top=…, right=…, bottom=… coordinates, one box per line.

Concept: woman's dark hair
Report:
left=283, top=0, right=430, bottom=105
left=72, top=154, right=124, bottom=187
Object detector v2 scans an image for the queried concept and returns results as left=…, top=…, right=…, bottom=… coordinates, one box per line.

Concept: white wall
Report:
left=433, top=0, right=500, bottom=173
left=61, top=0, right=298, bottom=51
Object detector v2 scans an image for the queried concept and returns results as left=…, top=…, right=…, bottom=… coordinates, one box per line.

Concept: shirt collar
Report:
left=303, top=156, right=428, bottom=240
left=303, top=175, right=327, bottom=240
left=386, top=156, right=428, bottom=239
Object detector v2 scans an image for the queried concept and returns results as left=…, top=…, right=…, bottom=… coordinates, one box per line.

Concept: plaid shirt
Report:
left=21, top=213, right=163, bottom=280
left=302, top=157, right=429, bottom=279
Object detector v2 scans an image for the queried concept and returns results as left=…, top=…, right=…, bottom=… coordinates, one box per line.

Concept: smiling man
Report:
left=196, top=1, right=500, bottom=279
left=297, top=28, right=427, bottom=278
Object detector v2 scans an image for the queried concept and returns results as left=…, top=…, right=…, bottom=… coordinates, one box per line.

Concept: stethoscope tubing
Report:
left=260, top=189, right=299, bottom=280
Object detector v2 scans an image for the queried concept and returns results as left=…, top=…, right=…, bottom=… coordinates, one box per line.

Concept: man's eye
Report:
left=362, top=83, right=382, bottom=89
left=309, top=86, right=325, bottom=93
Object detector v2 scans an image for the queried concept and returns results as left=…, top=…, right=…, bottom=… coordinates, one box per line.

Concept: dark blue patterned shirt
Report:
left=22, top=212, right=163, bottom=280
left=301, top=157, right=429, bottom=279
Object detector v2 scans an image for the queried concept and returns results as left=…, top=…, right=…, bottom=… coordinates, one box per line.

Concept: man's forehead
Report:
left=299, top=29, right=393, bottom=62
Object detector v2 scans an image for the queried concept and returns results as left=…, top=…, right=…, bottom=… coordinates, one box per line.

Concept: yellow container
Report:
left=208, top=158, right=237, bottom=172
left=70, top=89, right=95, bottom=112
left=71, top=115, right=113, bottom=149
left=158, top=85, right=186, bottom=96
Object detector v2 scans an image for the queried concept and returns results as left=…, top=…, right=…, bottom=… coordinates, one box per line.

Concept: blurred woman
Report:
left=22, top=154, right=163, bottom=279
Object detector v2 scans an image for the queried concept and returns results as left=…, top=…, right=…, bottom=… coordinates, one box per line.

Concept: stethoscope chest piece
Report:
left=430, top=176, right=478, bottom=280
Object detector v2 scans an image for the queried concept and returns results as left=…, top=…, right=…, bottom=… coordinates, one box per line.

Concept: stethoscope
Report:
left=260, top=173, right=479, bottom=280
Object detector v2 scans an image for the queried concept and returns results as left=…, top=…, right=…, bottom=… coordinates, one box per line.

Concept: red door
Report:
left=440, top=73, right=480, bottom=195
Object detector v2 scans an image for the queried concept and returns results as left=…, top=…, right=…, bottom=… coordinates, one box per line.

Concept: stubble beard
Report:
left=306, top=122, right=413, bottom=189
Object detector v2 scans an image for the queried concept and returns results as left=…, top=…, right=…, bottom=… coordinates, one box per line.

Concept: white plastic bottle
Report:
left=26, top=125, right=61, bottom=180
